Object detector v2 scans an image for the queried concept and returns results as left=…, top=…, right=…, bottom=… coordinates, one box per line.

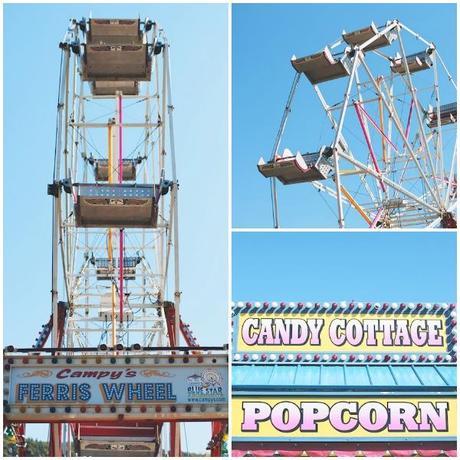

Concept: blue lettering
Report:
left=166, top=383, right=177, bottom=401
left=71, top=383, right=78, bottom=400
left=144, top=383, right=154, bottom=400
left=127, top=383, right=142, bottom=401
left=79, top=383, right=91, bottom=402
left=101, top=383, right=125, bottom=402
left=29, top=384, right=41, bottom=401
left=16, top=384, right=29, bottom=402
left=56, top=384, right=70, bottom=401
left=41, top=384, right=54, bottom=401
left=155, top=383, right=165, bottom=400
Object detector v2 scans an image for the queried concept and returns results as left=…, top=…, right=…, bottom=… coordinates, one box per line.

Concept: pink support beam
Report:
left=405, top=98, right=414, bottom=140
left=118, top=94, right=124, bottom=326
left=119, top=229, right=124, bottom=325
left=370, top=208, right=384, bottom=228
left=356, top=102, right=400, bottom=153
left=353, top=102, right=387, bottom=192
left=118, top=94, right=124, bottom=182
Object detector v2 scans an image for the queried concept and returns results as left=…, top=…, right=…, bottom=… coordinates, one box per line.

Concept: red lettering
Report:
left=56, top=368, right=71, bottom=379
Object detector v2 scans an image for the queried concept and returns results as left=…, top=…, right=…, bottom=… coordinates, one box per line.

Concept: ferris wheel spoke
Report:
left=394, top=27, right=443, bottom=208
left=431, top=54, right=445, bottom=184
left=314, top=86, right=384, bottom=210
left=337, top=148, right=440, bottom=214
left=360, top=58, right=444, bottom=210
left=444, top=143, right=457, bottom=208
left=330, top=52, right=364, bottom=227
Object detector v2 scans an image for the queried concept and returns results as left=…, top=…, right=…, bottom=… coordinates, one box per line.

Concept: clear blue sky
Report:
left=3, top=3, right=227, bottom=453
left=232, top=3, right=457, bottom=228
left=233, top=232, right=456, bottom=303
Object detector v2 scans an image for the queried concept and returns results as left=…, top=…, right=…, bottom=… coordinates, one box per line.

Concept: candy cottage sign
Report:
left=4, top=353, right=228, bottom=422
left=233, top=302, right=456, bottom=358
left=231, top=302, right=457, bottom=457
left=239, top=315, right=446, bottom=351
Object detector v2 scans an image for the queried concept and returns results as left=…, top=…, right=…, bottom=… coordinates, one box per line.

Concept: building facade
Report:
left=232, top=301, right=457, bottom=457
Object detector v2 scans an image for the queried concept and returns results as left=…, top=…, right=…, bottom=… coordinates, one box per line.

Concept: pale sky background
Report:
left=233, top=232, right=457, bottom=303
left=3, top=3, right=228, bottom=453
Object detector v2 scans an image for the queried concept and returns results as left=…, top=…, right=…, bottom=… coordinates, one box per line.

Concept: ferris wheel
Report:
left=48, top=17, right=179, bottom=354
left=258, top=20, right=457, bottom=228
left=46, top=16, right=181, bottom=455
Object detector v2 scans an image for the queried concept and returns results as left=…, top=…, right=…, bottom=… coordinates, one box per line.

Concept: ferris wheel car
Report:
left=83, top=18, right=151, bottom=81
left=74, top=184, right=163, bottom=228
left=291, top=47, right=352, bottom=84
left=391, top=50, right=433, bottom=74
left=93, top=257, right=140, bottom=280
left=83, top=44, right=152, bottom=81
left=342, top=21, right=397, bottom=51
left=80, top=440, right=156, bottom=457
left=79, top=421, right=160, bottom=457
left=426, top=102, right=457, bottom=128
left=258, top=147, right=334, bottom=185
left=94, top=158, right=137, bottom=181
left=87, top=19, right=143, bottom=45
left=91, top=80, right=139, bottom=96
left=98, top=292, right=134, bottom=322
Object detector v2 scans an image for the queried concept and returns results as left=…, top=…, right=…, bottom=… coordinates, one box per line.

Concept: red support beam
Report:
left=16, top=423, right=27, bottom=457
left=164, top=302, right=177, bottom=346
left=163, top=301, right=200, bottom=347
left=49, top=423, right=62, bottom=457
left=170, top=421, right=181, bottom=457
left=48, top=303, right=66, bottom=457
left=163, top=302, right=182, bottom=457
left=27, top=304, right=68, bottom=456
left=209, top=421, right=226, bottom=457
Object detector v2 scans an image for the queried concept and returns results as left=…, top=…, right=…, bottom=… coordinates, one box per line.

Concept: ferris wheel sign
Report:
left=4, top=354, right=228, bottom=422
left=232, top=302, right=456, bottom=359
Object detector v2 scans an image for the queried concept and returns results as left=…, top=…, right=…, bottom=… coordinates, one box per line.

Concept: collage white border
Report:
left=0, top=0, right=459, bottom=456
